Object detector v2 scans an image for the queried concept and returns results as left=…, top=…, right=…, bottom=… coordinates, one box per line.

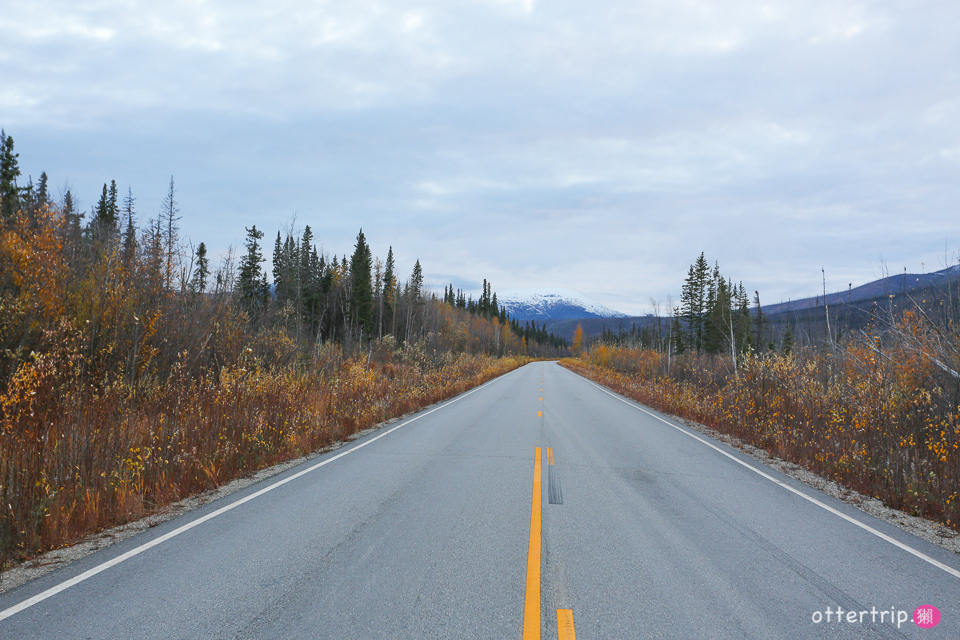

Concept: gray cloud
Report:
left=3, top=0, right=960, bottom=315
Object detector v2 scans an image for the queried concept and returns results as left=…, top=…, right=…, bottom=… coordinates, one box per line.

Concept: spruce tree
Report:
left=299, top=226, right=318, bottom=327
left=61, top=190, right=83, bottom=257
left=121, top=187, right=137, bottom=265
left=409, top=259, right=423, bottom=300
left=0, top=130, right=21, bottom=222
left=23, top=171, right=51, bottom=224
left=735, top=282, right=752, bottom=353
left=35, top=172, right=50, bottom=212
left=670, top=307, right=685, bottom=355
left=143, top=217, right=165, bottom=295
left=382, top=247, right=396, bottom=335
left=236, top=225, right=269, bottom=310
left=92, top=184, right=113, bottom=227
left=703, top=265, right=727, bottom=355
left=680, top=253, right=709, bottom=352
left=19, top=175, right=34, bottom=220
left=108, top=180, right=119, bottom=224
left=349, top=229, right=375, bottom=338
left=273, top=231, right=287, bottom=303
left=190, top=242, right=209, bottom=294
left=285, top=234, right=299, bottom=304
left=782, top=325, right=794, bottom=354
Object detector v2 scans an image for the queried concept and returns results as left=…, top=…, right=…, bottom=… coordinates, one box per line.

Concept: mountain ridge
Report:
left=498, top=288, right=627, bottom=321
left=762, top=265, right=960, bottom=315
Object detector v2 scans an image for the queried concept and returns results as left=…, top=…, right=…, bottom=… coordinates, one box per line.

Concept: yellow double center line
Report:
left=523, top=448, right=543, bottom=639
left=523, top=446, right=576, bottom=640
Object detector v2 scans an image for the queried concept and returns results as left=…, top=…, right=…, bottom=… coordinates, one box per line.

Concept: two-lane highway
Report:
left=1, top=361, right=958, bottom=638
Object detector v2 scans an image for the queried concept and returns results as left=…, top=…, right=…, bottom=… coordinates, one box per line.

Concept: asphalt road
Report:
left=1, top=361, right=958, bottom=639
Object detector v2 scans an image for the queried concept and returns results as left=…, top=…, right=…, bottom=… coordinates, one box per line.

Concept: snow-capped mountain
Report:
left=497, top=288, right=627, bottom=321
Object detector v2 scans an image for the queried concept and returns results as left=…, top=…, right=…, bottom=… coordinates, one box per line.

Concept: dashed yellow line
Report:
left=523, top=448, right=542, bottom=640
left=557, top=609, right=576, bottom=639
left=547, top=447, right=554, bottom=465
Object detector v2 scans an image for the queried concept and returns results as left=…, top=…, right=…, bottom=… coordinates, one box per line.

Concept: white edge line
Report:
left=572, top=371, right=960, bottom=582
left=0, top=367, right=520, bottom=622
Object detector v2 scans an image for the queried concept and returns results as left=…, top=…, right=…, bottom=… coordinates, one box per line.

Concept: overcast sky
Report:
left=3, top=0, right=959, bottom=315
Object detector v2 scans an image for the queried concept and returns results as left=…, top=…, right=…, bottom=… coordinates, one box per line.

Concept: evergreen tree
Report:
left=190, top=242, right=209, bottom=294
left=273, top=231, right=284, bottom=296
left=22, top=171, right=51, bottom=224
left=382, top=246, right=396, bottom=335
left=349, top=229, right=375, bottom=338
left=703, top=265, right=728, bottom=355
left=735, top=282, right=752, bottom=353
left=318, top=251, right=335, bottom=339
left=408, top=259, right=423, bottom=300
left=61, top=190, right=83, bottom=258
left=0, top=130, right=21, bottom=222
left=19, top=175, right=34, bottom=220
left=90, top=181, right=119, bottom=240
left=272, top=231, right=301, bottom=306
left=108, top=179, right=119, bottom=223
left=143, top=217, right=165, bottom=295
left=670, top=306, right=685, bottom=355
left=299, top=226, right=319, bottom=328
left=782, top=325, right=794, bottom=354
left=373, top=257, right=384, bottom=338
left=93, top=183, right=109, bottom=222
left=121, top=186, right=137, bottom=265
left=35, top=171, right=50, bottom=212
left=680, top=253, right=709, bottom=352
left=236, top=225, right=269, bottom=310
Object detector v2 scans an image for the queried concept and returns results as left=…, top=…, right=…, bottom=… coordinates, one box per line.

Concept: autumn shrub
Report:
left=0, top=323, right=524, bottom=568
left=567, top=313, right=960, bottom=531
left=0, top=196, right=538, bottom=570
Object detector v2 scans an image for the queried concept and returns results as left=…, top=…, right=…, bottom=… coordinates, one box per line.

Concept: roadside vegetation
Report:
left=566, top=253, right=960, bottom=534
left=0, top=132, right=565, bottom=568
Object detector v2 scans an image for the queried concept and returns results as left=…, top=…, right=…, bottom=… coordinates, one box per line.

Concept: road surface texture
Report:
left=1, top=361, right=957, bottom=639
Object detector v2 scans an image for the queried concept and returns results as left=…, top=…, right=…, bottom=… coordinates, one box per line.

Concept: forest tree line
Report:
left=593, top=252, right=791, bottom=372
left=0, top=130, right=567, bottom=391
left=0, top=130, right=567, bottom=564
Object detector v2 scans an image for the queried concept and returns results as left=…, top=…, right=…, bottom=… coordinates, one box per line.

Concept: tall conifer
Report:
left=349, top=229, right=374, bottom=338
left=0, top=130, right=21, bottom=222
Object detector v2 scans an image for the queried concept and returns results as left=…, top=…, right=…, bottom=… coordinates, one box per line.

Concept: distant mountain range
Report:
left=762, top=265, right=960, bottom=315
left=498, top=288, right=627, bottom=322
left=497, top=266, right=960, bottom=340
left=497, top=265, right=960, bottom=342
